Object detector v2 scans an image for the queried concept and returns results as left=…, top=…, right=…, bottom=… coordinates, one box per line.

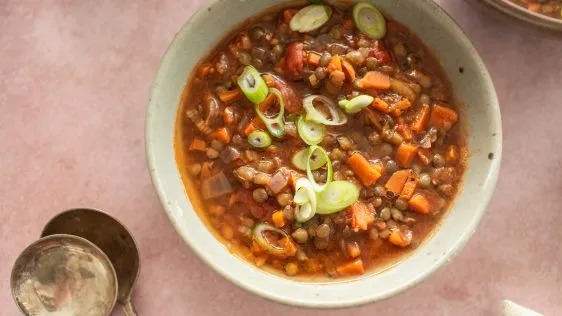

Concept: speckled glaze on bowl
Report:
left=146, top=0, right=502, bottom=308
left=481, top=0, right=562, bottom=31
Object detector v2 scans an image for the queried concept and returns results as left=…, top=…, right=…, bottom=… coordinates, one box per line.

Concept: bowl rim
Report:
left=146, top=0, right=502, bottom=308
left=480, top=0, right=562, bottom=31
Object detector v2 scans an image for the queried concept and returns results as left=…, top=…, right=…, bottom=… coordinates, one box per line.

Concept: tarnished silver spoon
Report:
left=41, top=208, right=140, bottom=316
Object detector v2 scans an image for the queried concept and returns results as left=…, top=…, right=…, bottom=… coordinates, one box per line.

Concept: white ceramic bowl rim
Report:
left=146, top=0, right=502, bottom=308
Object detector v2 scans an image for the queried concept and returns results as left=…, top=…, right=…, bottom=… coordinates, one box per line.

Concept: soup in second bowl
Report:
left=176, top=2, right=466, bottom=279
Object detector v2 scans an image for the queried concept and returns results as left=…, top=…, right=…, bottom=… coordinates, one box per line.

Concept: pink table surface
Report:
left=1, top=0, right=561, bottom=315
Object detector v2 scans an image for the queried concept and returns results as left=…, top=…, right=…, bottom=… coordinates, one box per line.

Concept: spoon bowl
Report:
left=41, top=208, right=140, bottom=316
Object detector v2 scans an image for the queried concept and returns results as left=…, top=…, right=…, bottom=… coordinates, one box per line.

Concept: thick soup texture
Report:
left=176, top=2, right=466, bottom=278
left=509, top=0, right=562, bottom=19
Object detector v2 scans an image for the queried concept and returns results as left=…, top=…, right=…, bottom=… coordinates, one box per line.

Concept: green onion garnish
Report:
left=303, top=95, right=348, bottom=126
left=340, top=95, right=374, bottom=114
left=306, top=145, right=333, bottom=192
left=247, top=130, right=272, bottom=148
left=294, top=178, right=317, bottom=222
left=290, top=5, right=332, bottom=33
left=297, top=115, right=325, bottom=145
left=255, top=88, right=285, bottom=138
left=316, top=181, right=360, bottom=214
left=353, top=2, right=387, bottom=40
left=237, top=66, right=268, bottom=105
left=291, top=147, right=328, bottom=171
left=253, top=223, right=294, bottom=255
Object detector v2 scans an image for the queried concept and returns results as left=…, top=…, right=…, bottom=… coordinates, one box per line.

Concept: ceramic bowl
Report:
left=146, top=0, right=502, bottom=308
left=481, top=0, right=562, bottom=31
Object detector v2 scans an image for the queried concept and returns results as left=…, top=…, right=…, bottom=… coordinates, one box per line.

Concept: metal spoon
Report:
left=41, top=208, right=140, bottom=316
left=11, top=234, right=118, bottom=316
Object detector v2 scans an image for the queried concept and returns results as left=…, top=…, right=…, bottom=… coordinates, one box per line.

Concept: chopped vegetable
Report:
left=390, top=78, right=416, bottom=102
left=388, top=229, right=412, bottom=248
left=248, top=130, right=272, bottom=148
left=346, top=152, right=381, bottom=186
left=346, top=242, right=361, bottom=258
left=289, top=5, right=332, bottom=33
left=371, top=97, right=391, bottom=113
left=237, top=66, right=269, bottom=105
left=446, top=145, right=459, bottom=161
left=417, top=148, right=432, bottom=165
left=201, top=172, right=233, bottom=199
left=396, top=124, right=413, bottom=141
left=272, top=211, right=286, bottom=228
left=430, top=104, right=458, bottom=131
left=352, top=3, right=386, bottom=40
left=308, top=52, right=321, bottom=67
left=255, top=88, right=286, bottom=138
left=411, top=104, right=430, bottom=132
left=297, top=116, right=325, bottom=145
left=391, top=98, right=412, bottom=116
left=395, top=143, right=418, bottom=167
left=306, top=145, right=333, bottom=191
left=316, top=181, right=360, bottom=214
left=347, top=201, right=374, bottom=232
left=385, top=170, right=410, bottom=195
left=408, top=193, right=431, bottom=214
left=303, top=95, right=348, bottom=126
left=253, top=223, right=297, bottom=257
left=339, top=95, right=374, bottom=114
left=400, top=175, right=418, bottom=200
left=209, top=127, right=232, bottom=144
left=358, top=71, right=391, bottom=90
left=327, top=54, right=342, bottom=72
left=218, top=88, right=242, bottom=104
left=291, top=147, right=328, bottom=171
left=189, top=138, right=207, bottom=152
left=336, top=258, right=365, bottom=276
left=341, top=59, right=356, bottom=82
left=294, top=178, right=318, bottom=222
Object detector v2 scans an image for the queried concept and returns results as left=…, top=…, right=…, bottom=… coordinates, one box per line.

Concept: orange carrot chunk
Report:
left=371, top=97, right=391, bottom=113
left=409, top=193, right=431, bottom=214
left=358, top=71, right=391, bottom=90
left=346, top=152, right=382, bottom=186
left=411, top=104, right=431, bottom=132
left=385, top=170, right=410, bottom=195
left=401, top=176, right=418, bottom=200
left=209, top=127, right=232, bottom=144
left=327, top=54, right=342, bottom=72
left=308, top=52, right=321, bottom=67
left=347, top=201, right=375, bottom=232
left=341, top=60, right=356, bottom=82
left=429, top=104, right=458, bottom=131
left=395, top=143, right=418, bottom=167
left=388, top=229, right=412, bottom=248
left=217, top=88, right=242, bottom=104
left=189, top=138, right=207, bottom=152
left=336, top=258, right=365, bottom=276
left=417, top=148, right=432, bottom=165
left=446, top=145, right=459, bottom=162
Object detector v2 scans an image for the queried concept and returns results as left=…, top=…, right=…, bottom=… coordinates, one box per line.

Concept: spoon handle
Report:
left=122, top=300, right=138, bottom=316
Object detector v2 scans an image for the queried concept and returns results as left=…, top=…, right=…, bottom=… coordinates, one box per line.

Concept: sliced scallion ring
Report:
left=237, top=66, right=268, bottom=105
left=306, top=145, right=333, bottom=192
left=303, top=95, right=348, bottom=126
left=253, top=223, right=293, bottom=256
left=294, top=178, right=317, bottom=222
left=255, top=88, right=285, bottom=138
left=291, top=147, right=328, bottom=171
left=343, top=95, right=374, bottom=114
left=297, top=115, right=325, bottom=145
left=353, top=2, right=387, bottom=40
left=295, top=202, right=315, bottom=223
left=316, top=181, right=360, bottom=214
left=248, top=130, right=272, bottom=148
left=290, top=5, right=332, bottom=33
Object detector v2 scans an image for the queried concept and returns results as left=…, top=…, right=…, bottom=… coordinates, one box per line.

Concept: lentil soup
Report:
left=175, top=2, right=466, bottom=279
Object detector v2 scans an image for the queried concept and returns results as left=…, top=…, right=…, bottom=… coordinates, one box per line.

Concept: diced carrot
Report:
left=243, top=118, right=265, bottom=136
left=258, top=92, right=276, bottom=112
left=391, top=98, right=412, bottom=116
left=358, top=71, right=391, bottom=90
left=395, top=143, right=418, bottom=167
left=388, top=229, right=412, bottom=248
left=363, top=108, right=383, bottom=131
left=347, top=201, right=375, bottom=232
left=243, top=122, right=257, bottom=136
left=278, top=237, right=297, bottom=257
left=346, top=152, right=382, bottom=186
left=401, top=176, right=418, bottom=200
left=327, top=54, right=342, bottom=72
left=409, top=193, right=431, bottom=214
left=429, top=104, right=458, bottom=131
left=446, top=145, right=459, bottom=162
left=209, top=127, right=231, bottom=144
left=307, top=52, right=321, bottom=67
left=188, top=138, right=207, bottom=152
left=341, top=60, right=356, bottom=82
left=343, top=19, right=354, bottom=30
left=385, top=170, right=410, bottom=195
left=217, top=88, right=242, bottom=104
left=336, top=258, right=365, bottom=276
left=283, top=9, right=298, bottom=24
left=527, top=3, right=540, bottom=12
left=396, top=124, right=413, bottom=141
left=263, top=74, right=275, bottom=87
left=417, top=148, right=432, bottom=165
left=411, top=104, right=430, bottom=132
left=272, top=211, right=286, bottom=228
left=346, top=242, right=361, bottom=258
left=371, top=97, right=391, bottom=113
